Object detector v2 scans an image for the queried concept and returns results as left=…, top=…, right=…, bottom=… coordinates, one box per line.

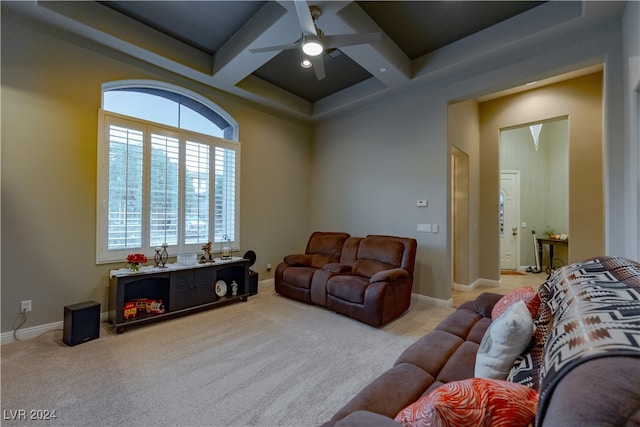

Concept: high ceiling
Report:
left=100, top=1, right=543, bottom=103
left=4, top=1, right=625, bottom=121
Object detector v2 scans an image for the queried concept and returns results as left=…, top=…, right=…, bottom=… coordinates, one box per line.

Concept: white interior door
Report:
left=500, top=171, right=520, bottom=270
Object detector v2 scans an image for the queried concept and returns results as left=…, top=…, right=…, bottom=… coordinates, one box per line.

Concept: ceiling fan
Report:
left=250, top=2, right=380, bottom=80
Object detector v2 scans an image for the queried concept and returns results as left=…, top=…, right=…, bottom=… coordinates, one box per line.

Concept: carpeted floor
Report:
left=1, top=275, right=546, bottom=427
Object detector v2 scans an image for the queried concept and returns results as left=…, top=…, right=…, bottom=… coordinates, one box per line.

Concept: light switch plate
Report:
left=417, top=224, right=432, bottom=232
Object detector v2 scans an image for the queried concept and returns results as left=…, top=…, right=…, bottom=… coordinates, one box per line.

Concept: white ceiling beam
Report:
left=411, top=1, right=584, bottom=83
left=6, top=0, right=315, bottom=120
left=332, top=1, right=411, bottom=88
left=212, top=2, right=292, bottom=83
left=33, top=1, right=214, bottom=75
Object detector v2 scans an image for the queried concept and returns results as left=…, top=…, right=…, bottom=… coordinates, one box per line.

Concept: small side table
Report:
left=536, top=237, right=569, bottom=273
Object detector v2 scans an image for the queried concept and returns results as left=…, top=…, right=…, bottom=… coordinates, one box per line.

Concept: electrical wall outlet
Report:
left=266, top=263, right=272, bottom=271
left=21, top=300, right=32, bottom=313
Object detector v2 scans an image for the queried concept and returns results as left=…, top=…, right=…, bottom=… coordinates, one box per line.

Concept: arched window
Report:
left=97, top=80, right=240, bottom=263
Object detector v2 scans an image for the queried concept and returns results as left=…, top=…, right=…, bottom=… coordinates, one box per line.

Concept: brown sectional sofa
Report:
left=275, top=232, right=417, bottom=326
left=321, top=292, right=500, bottom=427
left=322, top=256, right=640, bottom=426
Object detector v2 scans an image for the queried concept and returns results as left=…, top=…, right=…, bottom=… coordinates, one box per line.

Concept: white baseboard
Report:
left=1, top=312, right=109, bottom=345
left=412, top=292, right=453, bottom=308
left=453, top=277, right=501, bottom=292
left=3, top=278, right=481, bottom=345
left=3, top=282, right=277, bottom=346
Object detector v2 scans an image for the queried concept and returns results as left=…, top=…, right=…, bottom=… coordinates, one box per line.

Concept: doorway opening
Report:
left=451, top=146, right=469, bottom=286
left=499, top=118, right=569, bottom=272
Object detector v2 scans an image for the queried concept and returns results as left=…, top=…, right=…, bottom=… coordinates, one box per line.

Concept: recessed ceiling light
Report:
left=379, top=67, right=387, bottom=73
left=300, top=59, right=312, bottom=69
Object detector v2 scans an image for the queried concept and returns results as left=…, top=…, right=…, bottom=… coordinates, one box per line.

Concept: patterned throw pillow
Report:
left=475, top=301, right=534, bottom=379
left=394, top=378, right=539, bottom=427
left=508, top=283, right=554, bottom=390
left=491, top=286, right=541, bottom=320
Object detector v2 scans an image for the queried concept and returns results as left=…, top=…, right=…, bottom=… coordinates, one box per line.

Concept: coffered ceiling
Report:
left=3, top=1, right=627, bottom=121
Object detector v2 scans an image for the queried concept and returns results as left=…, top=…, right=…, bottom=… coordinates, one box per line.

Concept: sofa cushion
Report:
left=475, top=300, right=534, bottom=379
left=472, top=292, right=504, bottom=318
left=284, top=253, right=310, bottom=266
left=309, top=253, right=341, bottom=269
left=394, top=330, right=464, bottom=374
left=307, top=232, right=349, bottom=256
left=282, top=266, right=317, bottom=289
left=491, top=286, right=541, bottom=320
left=358, top=238, right=404, bottom=265
left=327, top=275, right=369, bottom=304
left=351, top=239, right=404, bottom=278
left=436, top=341, right=480, bottom=384
left=394, top=378, right=539, bottom=427
left=435, top=309, right=483, bottom=339
left=331, top=363, right=436, bottom=422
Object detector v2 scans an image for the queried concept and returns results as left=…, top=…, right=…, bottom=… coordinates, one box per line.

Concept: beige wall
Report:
left=311, top=92, right=451, bottom=299
left=1, top=16, right=312, bottom=332
left=479, top=72, right=605, bottom=280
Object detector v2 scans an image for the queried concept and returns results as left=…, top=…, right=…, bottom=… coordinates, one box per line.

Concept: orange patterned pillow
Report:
left=491, top=286, right=541, bottom=320
left=394, top=378, right=538, bottom=427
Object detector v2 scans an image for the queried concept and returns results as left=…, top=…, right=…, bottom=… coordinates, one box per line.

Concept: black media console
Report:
left=108, top=258, right=251, bottom=333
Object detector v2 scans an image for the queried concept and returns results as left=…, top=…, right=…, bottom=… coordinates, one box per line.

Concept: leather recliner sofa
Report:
left=275, top=232, right=418, bottom=327
left=321, top=256, right=640, bottom=426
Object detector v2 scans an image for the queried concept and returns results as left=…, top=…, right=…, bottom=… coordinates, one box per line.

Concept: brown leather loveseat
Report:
left=275, top=232, right=417, bottom=327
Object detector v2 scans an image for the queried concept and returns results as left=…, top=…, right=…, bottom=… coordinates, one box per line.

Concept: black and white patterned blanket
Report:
left=534, top=257, right=640, bottom=425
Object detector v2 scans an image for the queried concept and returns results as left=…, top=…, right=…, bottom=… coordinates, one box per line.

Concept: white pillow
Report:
left=475, top=300, right=534, bottom=379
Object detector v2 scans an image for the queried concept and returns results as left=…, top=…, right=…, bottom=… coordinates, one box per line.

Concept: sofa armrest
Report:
left=324, top=263, right=352, bottom=274
left=283, top=253, right=311, bottom=266
left=469, top=292, right=503, bottom=318
left=369, top=268, right=409, bottom=283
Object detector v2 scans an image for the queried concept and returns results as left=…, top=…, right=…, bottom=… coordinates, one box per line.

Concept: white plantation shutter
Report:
left=107, top=124, right=144, bottom=249
left=150, top=133, right=180, bottom=247
left=185, top=141, right=210, bottom=245
left=97, top=110, right=239, bottom=263
left=214, top=146, right=236, bottom=244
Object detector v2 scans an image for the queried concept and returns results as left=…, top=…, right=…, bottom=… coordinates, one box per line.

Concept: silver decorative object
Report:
left=160, top=243, right=169, bottom=267
left=154, top=247, right=162, bottom=267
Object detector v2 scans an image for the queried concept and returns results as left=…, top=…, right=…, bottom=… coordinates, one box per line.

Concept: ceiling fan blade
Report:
left=250, top=41, right=301, bottom=53
left=323, top=33, right=381, bottom=49
left=294, top=0, right=317, bottom=36
left=310, top=55, right=326, bottom=80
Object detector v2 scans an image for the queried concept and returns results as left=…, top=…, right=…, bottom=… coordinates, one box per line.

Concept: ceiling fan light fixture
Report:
left=302, top=35, right=323, bottom=56
left=300, top=58, right=312, bottom=68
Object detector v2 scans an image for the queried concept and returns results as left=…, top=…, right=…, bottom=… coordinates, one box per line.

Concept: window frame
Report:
left=96, top=81, right=240, bottom=264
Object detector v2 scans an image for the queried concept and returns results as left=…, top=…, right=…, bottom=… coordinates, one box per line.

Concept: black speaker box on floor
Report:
left=243, top=250, right=259, bottom=295
left=248, top=270, right=259, bottom=295
left=63, top=301, right=100, bottom=346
